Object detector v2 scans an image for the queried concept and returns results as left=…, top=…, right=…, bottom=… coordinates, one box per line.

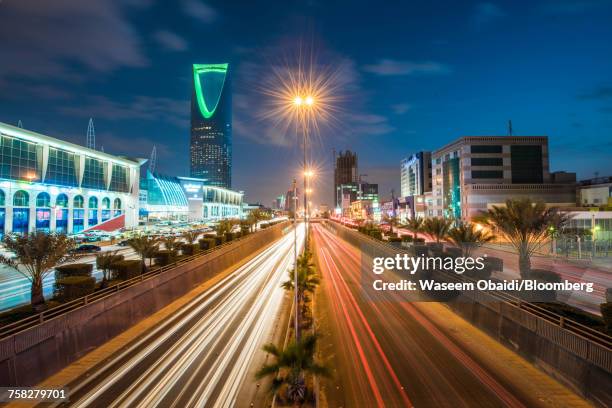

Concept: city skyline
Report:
left=1, top=0, right=611, bottom=206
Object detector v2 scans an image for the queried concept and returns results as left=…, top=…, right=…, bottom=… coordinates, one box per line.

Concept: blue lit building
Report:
left=0, top=121, right=144, bottom=235
left=139, top=171, right=243, bottom=223
left=190, top=63, right=232, bottom=188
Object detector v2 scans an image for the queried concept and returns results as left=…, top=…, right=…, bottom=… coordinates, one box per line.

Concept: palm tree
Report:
left=256, top=334, right=329, bottom=404
left=478, top=198, right=569, bottom=278
left=182, top=230, right=200, bottom=245
left=282, top=252, right=320, bottom=303
left=214, top=219, right=236, bottom=237
left=0, top=233, right=77, bottom=309
left=160, top=235, right=181, bottom=255
left=404, top=217, right=424, bottom=241
left=96, top=250, right=124, bottom=287
left=127, top=235, right=160, bottom=269
left=383, top=213, right=399, bottom=235
left=423, top=217, right=453, bottom=243
left=248, top=208, right=271, bottom=232
left=447, top=222, right=495, bottom=257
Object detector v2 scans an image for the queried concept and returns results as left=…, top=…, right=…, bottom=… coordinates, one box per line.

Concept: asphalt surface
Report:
left=45, top=225, right=304, bottom=408
left=314, top=224, right=535, bottom=408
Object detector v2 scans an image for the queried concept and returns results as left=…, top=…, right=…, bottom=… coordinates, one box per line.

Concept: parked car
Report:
left=117, top=239, right=134, bottom=247
left=70, top=244, right=102, bottom=253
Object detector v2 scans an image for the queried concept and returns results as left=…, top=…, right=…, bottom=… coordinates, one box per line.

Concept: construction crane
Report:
left=86, top=118, right=95, bottom=150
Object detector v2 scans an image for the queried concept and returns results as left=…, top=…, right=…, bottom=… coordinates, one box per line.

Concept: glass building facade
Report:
left=0, top=121, right=142, bottom=235
left=190, top=63, right=232, bottom=189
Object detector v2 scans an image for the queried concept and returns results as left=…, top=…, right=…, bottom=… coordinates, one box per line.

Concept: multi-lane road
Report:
left=47, top=225, right=304, bottom=408
left=312, top=223, right=588, bottom=407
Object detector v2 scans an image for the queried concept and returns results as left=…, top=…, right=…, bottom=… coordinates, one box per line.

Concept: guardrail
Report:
left=326, top=220, right=612, bottom=353
left=0, top=224, right=288, bottom=340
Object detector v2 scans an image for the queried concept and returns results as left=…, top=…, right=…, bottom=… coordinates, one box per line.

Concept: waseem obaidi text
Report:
left=372, top=279, right=594, bottom=293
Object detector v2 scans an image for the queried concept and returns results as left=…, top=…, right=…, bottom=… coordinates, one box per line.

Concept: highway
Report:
left=50, top=224, right=304, bottom=408
left=313, top=224, right=581, bottom=407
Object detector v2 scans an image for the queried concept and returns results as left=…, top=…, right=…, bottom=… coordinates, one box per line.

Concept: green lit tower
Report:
left=190, top=63, right=232, bottom=188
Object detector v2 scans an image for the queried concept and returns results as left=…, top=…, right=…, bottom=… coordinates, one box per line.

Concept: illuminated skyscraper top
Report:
left=190, top=63, right=232, bottom=188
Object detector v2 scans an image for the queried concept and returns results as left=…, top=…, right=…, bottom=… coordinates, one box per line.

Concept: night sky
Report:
left=1, top=0, right=611, bottom=207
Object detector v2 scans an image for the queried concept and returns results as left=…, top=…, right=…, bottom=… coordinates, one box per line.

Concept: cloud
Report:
left=182, top=0, right=218, bottom=23
left=153, top=30, right=188, bottom=51
left=472, top=3, right=505, bottom=27
left=391, top=103, right=412, bottom=115
left=58, top=95, right=189, bottom=128
left=539, top=0, right=612, bottom=14
left=363, top=59, right=451, bottom=76
left=578, top=85, right=612, bottom=100
left=0, top=0, right=147, bottom=81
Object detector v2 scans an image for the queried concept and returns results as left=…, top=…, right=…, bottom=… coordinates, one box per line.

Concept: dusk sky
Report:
left=1, top=0, right=611, bottom=206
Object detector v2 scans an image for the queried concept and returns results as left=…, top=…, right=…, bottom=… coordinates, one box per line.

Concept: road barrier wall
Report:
left=0, top=223, right=288, bottom=386
left=325, top=221, right=612, bottom=407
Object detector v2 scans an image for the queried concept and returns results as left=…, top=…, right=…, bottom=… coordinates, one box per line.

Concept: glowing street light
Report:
left=305, top=95, right=314, bottom=106
left=293, top=96, right=303, bottom=106
left=304, top=169, right=315, bottom=178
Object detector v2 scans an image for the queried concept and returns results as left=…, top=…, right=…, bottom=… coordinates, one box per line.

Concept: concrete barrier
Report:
left=325, top=221, right=612, bottom=407
left=0, top=223, right=288, bottom=386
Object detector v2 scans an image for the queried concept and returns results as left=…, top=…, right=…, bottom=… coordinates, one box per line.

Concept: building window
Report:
left=88, top=196, right=99, bottom=226
left=0, top=190, right=4, bottom=207
left=471, top=145, right=502, bottom=153
left=13, top=190, right=29, bottom=207
left=88, top=196, right=98, bottom=209
left=82, top=158, right=105, bottom=190
left=113, top=198, right=122, bottom=217
left=73, top=195, right=84, bottom=209
left=511, top=145, right=543, bottom=183
left=0, top=135, right=39, bottom=182
left=56, top=193, right=69, bottom=208
left=471, top=157, right=503, bottom=166
left=110, top=164, right=129, bottom=193
left=101, top=197, right=111, bottom=221
left=36, top=192, right=51, bottom=208
left=73, top=209, right=84, bottom=233
left=46, top=148, right=77, bottom=186
left=12, top=208, right=29, bottom=234
left=472, top=170, right=504, bottom=179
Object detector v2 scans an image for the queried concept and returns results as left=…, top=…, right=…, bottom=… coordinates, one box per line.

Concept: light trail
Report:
left=56, top=225, right=305, bottom=408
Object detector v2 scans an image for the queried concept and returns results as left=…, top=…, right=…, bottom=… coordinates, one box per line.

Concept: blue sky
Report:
left=1, top=0, right=611, bottom=206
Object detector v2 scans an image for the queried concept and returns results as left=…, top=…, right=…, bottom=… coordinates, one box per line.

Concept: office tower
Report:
left=431, top=136, right=575, bottom=220
left=334, top=150, right=358, bottom=208
left=190, top=63, right=232, bottom=188
left=400, top=151, right=432, bottom=197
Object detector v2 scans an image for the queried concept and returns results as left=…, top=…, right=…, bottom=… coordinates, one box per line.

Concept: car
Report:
left=71, top=244, right=102, bottom=253
left=117, top=239, right=133, bottom=247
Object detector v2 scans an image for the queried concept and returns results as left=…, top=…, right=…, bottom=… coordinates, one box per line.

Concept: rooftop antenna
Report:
left=507, top=120, right=513, bottom=136
left=17, top=120, right=23, bottom=129
left=149, top=145, right=157, bottom=173
left=100, top=146, right=105, bottom=153
left=86, top=118, right=96, bottom=150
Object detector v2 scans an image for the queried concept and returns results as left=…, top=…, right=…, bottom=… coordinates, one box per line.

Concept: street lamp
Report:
left=293, top=95, right=315, bottom=250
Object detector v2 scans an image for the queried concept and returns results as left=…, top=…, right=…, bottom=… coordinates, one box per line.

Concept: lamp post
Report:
left=292, top=178, right=299, bottom=340
left=293, top=95, right=314, bottom=249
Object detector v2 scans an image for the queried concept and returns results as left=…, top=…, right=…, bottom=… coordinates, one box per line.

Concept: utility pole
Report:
left=292, top=178, right=299, bottom=341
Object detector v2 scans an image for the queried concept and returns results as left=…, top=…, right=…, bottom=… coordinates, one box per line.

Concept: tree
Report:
left=383, top=213, right=399, bottom=235
left=404, top=217, right=424, bottom=241
left=127, top=235, right=160, bottom=269
left=282, top=251, right=320, bottom=303
left=160, top=235, right=181, bottom=255
left=214, top=219, right=237, bottom=236
left=96, top=250, right=124, bottom=287
left=247, top=208, right=271, bottom=232
left=182, top=230, right=200, bottom=245
left=447, top=222, right=495, bottom=257
left=256, top=334, right=329, bottom=404
left=478, top=198, right=569, bottom=278
left=423, top=217, right=453, bottom=243
left=0, top=233, right=77, bottom=309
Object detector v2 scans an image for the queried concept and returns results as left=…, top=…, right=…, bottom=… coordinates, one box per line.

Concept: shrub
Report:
left=388, top=237, right=402, bottom=243
left=54, top=276, right=96, bottom=301
left=215, top=235, right=226, bottom=246
left=225, top=232, right=234, bottom=242
left=55, top=263, right=93, bottom=280
left=199, top=238, right=216, bottom=251
left=368, top=230, right=382, bottom=240
left=154, top=250, right=176, bottom=267
left=181, top=243, right=199, bottom=256
left=401, top=235, right=413, bottom=242
left=113, top=260, right=142, bottom=280
left=414, top=237, right=425, bottom=243
left=234, top=231, right=242, bottom=239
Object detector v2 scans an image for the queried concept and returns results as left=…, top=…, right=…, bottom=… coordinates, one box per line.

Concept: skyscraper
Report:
left=190, top=63, right=232, bottom=188
left=334, top=150, right=358, bottom=208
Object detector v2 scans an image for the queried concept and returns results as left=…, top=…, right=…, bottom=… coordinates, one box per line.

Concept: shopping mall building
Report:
left=0, top=121, right=143, bottom=235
